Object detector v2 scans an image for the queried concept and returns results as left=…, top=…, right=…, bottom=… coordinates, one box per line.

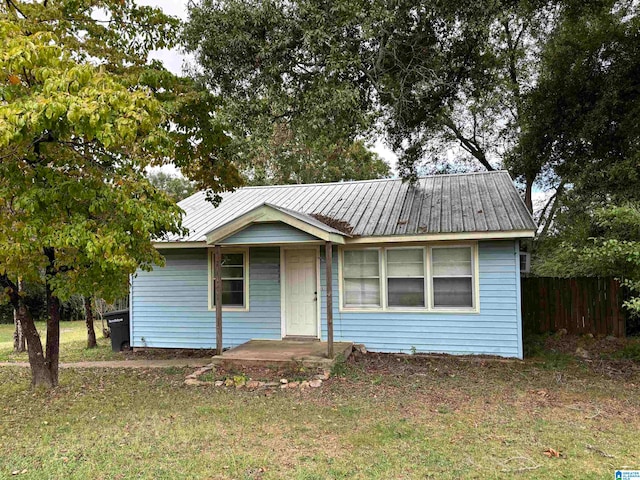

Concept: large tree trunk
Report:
left=13, top=279, right=26, bottom=353
left=45, top=282, right=61, bottom=387
left=23, top=310, right=55, bottom=389
left=84, top=296, right=97, bottom=348
left=1, top=274, right=54, bottom=387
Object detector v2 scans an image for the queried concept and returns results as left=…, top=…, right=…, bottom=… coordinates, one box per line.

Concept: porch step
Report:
left=211, top=340, right=353, bottom=369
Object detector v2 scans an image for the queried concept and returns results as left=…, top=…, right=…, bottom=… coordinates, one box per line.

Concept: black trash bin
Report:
left=105, top=309, right=130, bottom=352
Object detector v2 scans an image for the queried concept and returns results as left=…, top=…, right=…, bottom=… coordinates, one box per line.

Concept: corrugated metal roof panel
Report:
left=163, top=171, right=536, bottom=242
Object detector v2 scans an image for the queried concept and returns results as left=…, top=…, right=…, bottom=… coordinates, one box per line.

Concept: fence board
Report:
left=521, top=277, right=627, bottom=337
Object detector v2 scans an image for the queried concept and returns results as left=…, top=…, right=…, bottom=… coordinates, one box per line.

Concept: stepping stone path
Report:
left=184, top=364, right=330, bottom=390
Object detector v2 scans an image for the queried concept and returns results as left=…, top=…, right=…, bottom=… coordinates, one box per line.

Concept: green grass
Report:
left=0, top=321, right=121, bottom=363
left=1, top=354, right=639, bottom=479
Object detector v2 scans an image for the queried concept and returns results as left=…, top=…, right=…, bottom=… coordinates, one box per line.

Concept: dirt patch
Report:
left=543, top=333, right=628, bottom=357
left=123, top=348, right=218, bottom=360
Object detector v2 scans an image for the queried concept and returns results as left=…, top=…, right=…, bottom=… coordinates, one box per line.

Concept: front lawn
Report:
left=1, top=352, right=638, bottom=479
left=0, top=320, right=121, bottom=363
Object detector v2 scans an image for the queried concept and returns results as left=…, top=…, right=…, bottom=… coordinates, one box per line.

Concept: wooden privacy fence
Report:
left=521, top=277, right=626, bottom=337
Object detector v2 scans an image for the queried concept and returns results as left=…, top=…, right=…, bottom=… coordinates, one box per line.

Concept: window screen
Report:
left=386, top=248, right=425, bottom=307
left=431, top=247, right=473, bottom=308
left=343, top=249, right=380, bottom=306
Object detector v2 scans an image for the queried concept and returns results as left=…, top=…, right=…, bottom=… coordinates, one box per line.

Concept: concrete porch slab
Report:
left=212, top=340, right=353, bottom=368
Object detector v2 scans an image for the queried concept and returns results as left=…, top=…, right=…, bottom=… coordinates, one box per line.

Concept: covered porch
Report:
left=212, top=339, right=354, bottom=368
left=207, top=203, right=349, bottom=359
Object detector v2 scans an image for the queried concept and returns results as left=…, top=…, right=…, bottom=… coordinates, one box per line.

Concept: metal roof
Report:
left=164, top=171, right=536, bottom=242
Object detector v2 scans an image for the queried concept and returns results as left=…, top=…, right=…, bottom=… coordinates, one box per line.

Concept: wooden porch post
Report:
left=325, top=241, right=334, bottom=358
left=214, top=245, right=223, bottom=355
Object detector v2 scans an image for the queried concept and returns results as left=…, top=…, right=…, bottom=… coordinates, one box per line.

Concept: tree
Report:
left=0, top=1, right=241, bottom=387
left=183, top=0, right=555, bottom=207
left=241, top=133, right=389, bottom=185
left=147, top=171, right=197, bottom=202
left=523, top=1, right=640, bottom=314
left=84, top=296, right=96, bottom=349
left=13, top=278, right=25, bottom=352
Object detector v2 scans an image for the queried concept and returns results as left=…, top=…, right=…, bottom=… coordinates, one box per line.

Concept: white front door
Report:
left=284, top=249, right=318, bottom=337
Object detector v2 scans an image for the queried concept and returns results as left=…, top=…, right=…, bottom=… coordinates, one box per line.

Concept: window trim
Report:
left=338, top=242, right=480, bottom=314
left=208, top=248, right=250, bottom=312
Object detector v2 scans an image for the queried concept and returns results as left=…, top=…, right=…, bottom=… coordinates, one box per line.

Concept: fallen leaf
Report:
left=543, top=448, right=561, bottom=458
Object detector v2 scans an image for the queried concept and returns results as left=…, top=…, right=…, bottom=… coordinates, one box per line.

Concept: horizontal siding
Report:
left=131, top=241, right=523, bottom=358
left=131, top=247, right=281, bottom=349
left=319, top=240, right=522, bottom=358
left=221, top=223, right=318, bottom=244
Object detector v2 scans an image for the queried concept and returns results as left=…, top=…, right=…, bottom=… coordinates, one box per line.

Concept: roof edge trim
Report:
left=345, top=230, right=535, bottom=244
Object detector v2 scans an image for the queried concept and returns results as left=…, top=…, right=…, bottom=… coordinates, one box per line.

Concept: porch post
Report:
left=214, top=244, right=223, bottom=355
left=325, top=241, right=334, bottom=358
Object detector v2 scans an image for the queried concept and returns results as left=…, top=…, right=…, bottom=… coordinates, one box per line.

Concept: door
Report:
left=284, top=249, right=318, bottom=337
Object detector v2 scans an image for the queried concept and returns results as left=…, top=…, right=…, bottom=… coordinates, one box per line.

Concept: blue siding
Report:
left=221, top=223, right=318, bottom=244
left=319, top=240, right=522, bottom=358
left=130, top=247, right=281, bottom=349
left=131, top=240, right=523, bottom=358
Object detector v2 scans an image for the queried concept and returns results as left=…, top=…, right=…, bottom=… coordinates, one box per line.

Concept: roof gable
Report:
left=204, top=203, right=349, bottom=245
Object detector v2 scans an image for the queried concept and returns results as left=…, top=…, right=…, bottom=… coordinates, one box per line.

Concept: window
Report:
left=211, top=251, right=247, bottom=308
left=519, top=252, right=530, bottom=274
left=340, top=244, right=477, bottom=311
left=343, top=249, right=381, bottom=307
left=386, top=248, right=425, bottom=307
left=431, top=247, right=474, bottom=308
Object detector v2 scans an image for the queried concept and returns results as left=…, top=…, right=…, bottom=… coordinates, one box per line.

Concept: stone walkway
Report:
left=0, top=358, right=213, bottom=369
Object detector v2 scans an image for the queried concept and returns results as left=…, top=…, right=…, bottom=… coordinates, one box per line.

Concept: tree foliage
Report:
left=526, top=0, right=640, bottom=314
left=184, top=0, right=558, bottom=205
left=147, top=171, right=197, bottom=202
left=0, top=0, right=240, bottom=387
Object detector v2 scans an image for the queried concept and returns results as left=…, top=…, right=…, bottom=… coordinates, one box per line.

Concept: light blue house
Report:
left=130, top=171, right=536, bottom=359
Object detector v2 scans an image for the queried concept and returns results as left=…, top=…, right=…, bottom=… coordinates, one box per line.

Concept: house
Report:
left=130, top=170, right=536, bottom=359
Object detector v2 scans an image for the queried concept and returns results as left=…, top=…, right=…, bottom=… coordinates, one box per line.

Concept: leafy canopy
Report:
left=526, top=0, right=640, bottom=314
left=0, top=18, right=184, bottom=301
left=184, top=0, right=556, bottom=204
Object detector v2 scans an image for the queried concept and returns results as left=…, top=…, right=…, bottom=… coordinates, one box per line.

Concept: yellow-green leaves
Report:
left=0, top=12, right=183, bottom=302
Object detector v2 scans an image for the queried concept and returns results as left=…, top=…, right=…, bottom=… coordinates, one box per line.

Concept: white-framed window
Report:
left=386, top=248, right=426, bottom=308
left=430, top=246, right=474, bottom=309
left=519, top=252, right=531, bottom=273
left=209, top=249, right=249, bottom=310
left=342, top=248, right=381, bottom=307
left=340, top=243, right=477, bottom=312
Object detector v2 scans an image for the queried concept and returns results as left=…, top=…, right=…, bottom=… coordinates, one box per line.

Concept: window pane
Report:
left=344, top=263, right=380, bottom=277
left=387, top=248, right=424, bottom=277
left=344, top=278, right=380, bottom=306
left=221, top=266, right=243, bottom=278
left=388, top=278, right=425, bottom=307
left=432, top=247, right=472, bottom=276
left=433, top=278, right=473, bottom=307
left=344, top=250, right=379, bottom=277
left=222, top=290, right=244, bottom=306
left=222, top=253, right=243, bottom=266
left=214, top=279, right=244, bottom=306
